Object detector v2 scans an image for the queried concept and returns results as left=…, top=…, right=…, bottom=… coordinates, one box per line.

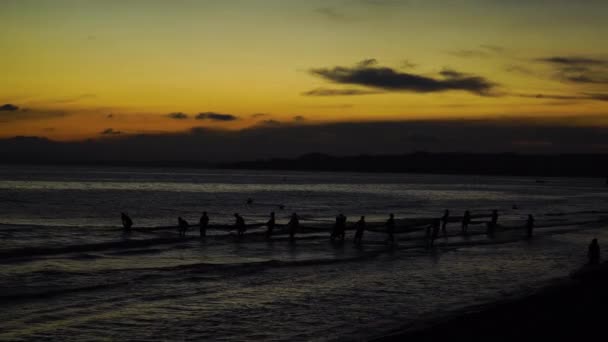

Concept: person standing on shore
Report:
left=386, top=213, right=395, bottom=245
left=526, top=214, right=534, bottom=238
left=266, top=212, right=276, bottom=239
left=354, top=216, right=366, bottom=246
left=288, top=212, right=299, bottom=242
left=441, top=209, right=450, bottom=236
left=461, top=210, right=471, bottom=235
left=588, top=238, right=600, bottom=265
left=199, top=212, right=209, bottom=238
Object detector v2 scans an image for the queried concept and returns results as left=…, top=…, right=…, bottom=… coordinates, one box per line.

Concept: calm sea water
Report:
left=1, top=165, right=607, bottom=341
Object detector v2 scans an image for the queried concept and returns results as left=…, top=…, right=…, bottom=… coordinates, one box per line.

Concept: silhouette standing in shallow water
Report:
left=331, top=213, right=347, bottom=242
left=199, top=212, right=209, bottom=238
left=386, top=214, right=395, bottom=244
left=266, top=212, right=276, bottom=238
left=234, top=213, right=246, bottom=238
left=246, top=197, right=253, bottom=205
left=487, top=209, right=499, bottom=236
left=121, top=212, right=133, bottom=231
left=441, top=209, right=450, bottom=236
left=178, top=217, right=189, bottom=237
left=288, top=212, right=299, bottom=242
left=461, top=210, right=471, bottom=235
left=588, top=238, right=600, bottom=265
left=428, top=218, right=441, bottom=248
left=354, top=216, right=366, bottom=246
left=526, top=214, right=534, bottom=238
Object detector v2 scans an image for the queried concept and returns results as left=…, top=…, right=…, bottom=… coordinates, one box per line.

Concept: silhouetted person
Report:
left=288, top=212, right=299, bottom=242
left=588, top=238, right=600, bottom=265
left=491, top=210, right=499, bottom=226
left=354, top=216, right=365, bottom=246
left=331, top=213, right=347, bottom=242
left=199, top=212, right=209, bottom=238
left=487, top=209, right=499, bottom=236
left=441, top=209, right=449, bottom=236
left=386, top=213, right=395, bottom=244
left=266, top=212, right=276, bottom=238
left=178, top=216, right=189, bottom=237
left=429, top=218, right=441, bottom=248
left=526, top=214, right=534, bottom=238
left=279, top=204, right=285, bottom=210
left=461, top=210, right=471, bottom=234
left=121, top=212, right=133, bottom=231
left=247, top=197, right=254, bottom=205
left=234, top=213, right=246, bottom=238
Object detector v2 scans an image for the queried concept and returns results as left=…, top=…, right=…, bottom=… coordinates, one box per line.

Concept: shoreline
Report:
left=371, top=261, right=608, bottom=341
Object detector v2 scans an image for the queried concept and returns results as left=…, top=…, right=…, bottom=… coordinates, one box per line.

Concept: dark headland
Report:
left=372, top=262, right=608, bottom=341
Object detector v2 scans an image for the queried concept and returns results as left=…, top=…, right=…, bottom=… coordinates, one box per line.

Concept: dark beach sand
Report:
left=372, top=262, right=608, bottom=341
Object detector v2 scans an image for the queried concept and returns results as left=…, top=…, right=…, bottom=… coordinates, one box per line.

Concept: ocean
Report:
left=1, top=165, right=607, bottom=341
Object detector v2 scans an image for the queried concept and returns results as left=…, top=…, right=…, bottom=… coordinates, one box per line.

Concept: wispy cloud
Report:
left=302, top=88, right=382, bottom=96
left=167, top=112, right=189, bottom=120
left=536, top=56, right=608, bottom=84
left=100, top=128, right=122, bottom=135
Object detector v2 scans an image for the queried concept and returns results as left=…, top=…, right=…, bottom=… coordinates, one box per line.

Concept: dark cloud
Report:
left=537, top=57, right=608, bottom=66
left=294, top=116, right=306, bottom=122
left=302, top=88, right=382, bottom=96
left=195, top=112, right=238, bottom=121
left=100, top=128, right=121, bottom=135
left=167, top=112, right=189, bottom=120
left=0, top=104, right=19, bottom=111
left=251, top=113, right=268, bottom=118
left=310, top=60, right=497, bottom=96
left=536, top=56, right=608, bottom=84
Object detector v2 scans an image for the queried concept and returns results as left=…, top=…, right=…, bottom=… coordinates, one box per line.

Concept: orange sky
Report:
left=1, top=0, right=607, bottom=140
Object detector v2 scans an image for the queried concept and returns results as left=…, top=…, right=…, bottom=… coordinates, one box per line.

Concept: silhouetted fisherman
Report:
left=178, top=216, right=189, bottom=237
left=266, top=212, right=276, bottom=238
left=461, top=210, right=471, bottom=234
left=199, top=212, right=209, bottom=238
left=354, top=216, right=365, bottom=246
left=234, top=213, right=246, bottom=238
left=441, top=209, right=450, bottom=236
left=331, top=213, right=347, bottom=242
left=288, top=212, right=299, bottom=242
left=121, top=212, right=133, bottom=231
left=588, top=238, right=600, bottom=265
left=526, top=214, right=534, bottom=238
left=487, top=209, right=499, bottom=236
left=428, top=218, right=441, bottom=248
left=386, top=213, right=395, bottom=244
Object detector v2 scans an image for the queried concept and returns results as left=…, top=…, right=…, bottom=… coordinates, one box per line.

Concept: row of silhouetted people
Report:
left=121, top=209, right=539, bottom=246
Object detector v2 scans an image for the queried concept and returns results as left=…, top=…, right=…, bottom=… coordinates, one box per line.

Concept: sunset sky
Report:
left=1, top=0, right=608, bottom=144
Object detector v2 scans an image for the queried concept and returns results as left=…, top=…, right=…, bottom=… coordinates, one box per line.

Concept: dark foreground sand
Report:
left=373, top=262, right=608, bottom=341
